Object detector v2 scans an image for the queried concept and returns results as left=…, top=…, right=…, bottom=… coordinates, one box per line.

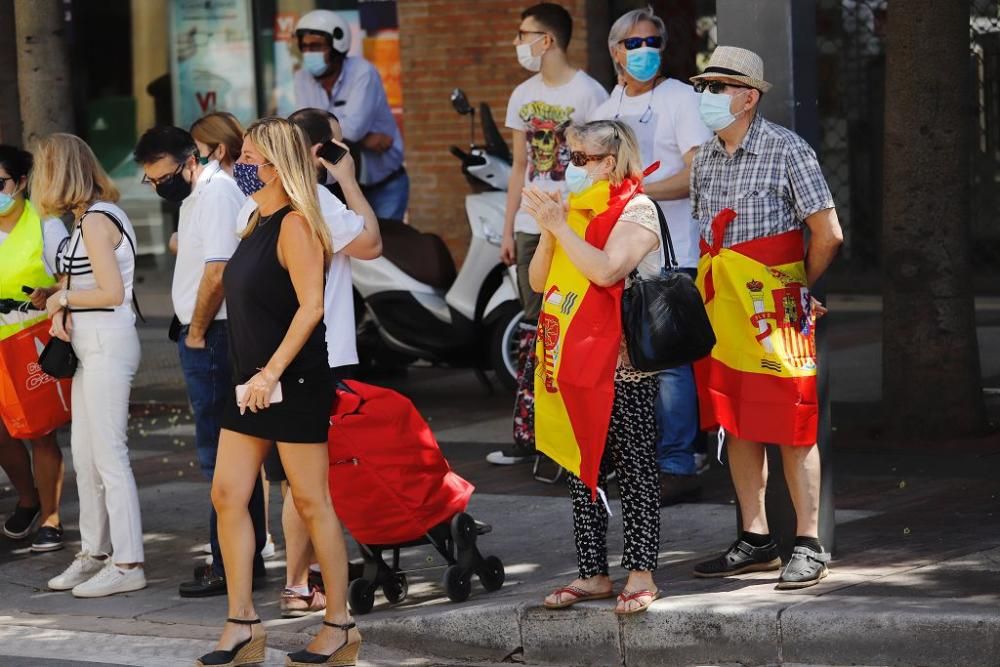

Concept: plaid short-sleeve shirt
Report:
left=690, top=113, right=835, bottom=248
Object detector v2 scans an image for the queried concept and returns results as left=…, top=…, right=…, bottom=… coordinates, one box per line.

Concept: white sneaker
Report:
left=71, top=562, right=146, bottom=598
left=485, top=449, right=533, bottom=465
left=48, top=553, right=106, bottom=591
left=261, top=535, right=276, bottom=560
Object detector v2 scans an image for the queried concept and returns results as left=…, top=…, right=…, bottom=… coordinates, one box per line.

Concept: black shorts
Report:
left=262, top=366, right=353, bottom=482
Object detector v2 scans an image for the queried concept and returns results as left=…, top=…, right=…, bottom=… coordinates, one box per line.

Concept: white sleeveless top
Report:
left=57, top=201, right=137, bottom=329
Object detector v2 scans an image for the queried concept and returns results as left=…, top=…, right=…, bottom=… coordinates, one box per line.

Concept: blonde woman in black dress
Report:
left=197, top=117, right=359, bottom=667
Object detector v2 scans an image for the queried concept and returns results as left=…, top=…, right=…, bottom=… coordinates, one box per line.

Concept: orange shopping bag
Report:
left=0, top=318, right=72, bottom=439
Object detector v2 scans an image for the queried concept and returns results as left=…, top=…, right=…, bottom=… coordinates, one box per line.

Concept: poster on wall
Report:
left=170, top=0, right=258, bottom=129
left=271, top=0, right=402, bottom=128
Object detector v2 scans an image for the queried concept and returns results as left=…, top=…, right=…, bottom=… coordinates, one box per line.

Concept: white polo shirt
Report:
left=172, top=161, right=245, bottom=325
left=236, top=186, right=364, bottom=369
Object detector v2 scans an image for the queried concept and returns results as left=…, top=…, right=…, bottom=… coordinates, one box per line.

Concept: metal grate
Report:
left=970, top=0, right=1000, bottom=268
left=811, top=0, right=1000, bottom=279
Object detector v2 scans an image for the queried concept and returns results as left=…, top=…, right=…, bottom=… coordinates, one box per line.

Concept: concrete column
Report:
left=130, top=0, right=169, bottom=134
left=716, top=0, right=835, bottom=557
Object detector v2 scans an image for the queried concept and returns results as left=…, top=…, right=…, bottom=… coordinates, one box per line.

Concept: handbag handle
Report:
left=627, top=196, right=679, bottom=283
left=652, top=199, right=679, bottom=272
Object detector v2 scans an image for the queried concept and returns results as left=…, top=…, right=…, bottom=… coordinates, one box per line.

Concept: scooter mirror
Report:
left=450, top=89, right=473, bottom=115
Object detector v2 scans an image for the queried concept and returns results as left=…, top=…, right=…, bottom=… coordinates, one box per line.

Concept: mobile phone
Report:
left=317, top=140, right=348, bottom=165
left=235, top=382, right=283, bottom=405
left=21, top=285, right=34, bottom=296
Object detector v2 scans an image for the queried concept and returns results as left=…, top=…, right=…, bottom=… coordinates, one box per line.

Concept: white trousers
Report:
left=70, top=326, right=144, bottom=563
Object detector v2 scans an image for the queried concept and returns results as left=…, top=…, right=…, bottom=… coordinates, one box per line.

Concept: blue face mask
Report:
left=303, top=51, right=329, bottom=77
left=565, top=163, right=594, bottom=194
left=0, top=192, right=15, bottom=215
left=233, top=162, right=267, bottom=197
left=625, top=47, right=661, bottom=83
left=699, top=90, right=748, bottom=132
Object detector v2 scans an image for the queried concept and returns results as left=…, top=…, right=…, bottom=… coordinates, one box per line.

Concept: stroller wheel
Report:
left=478, top=555, right=505, bottom=592
left=384, top=571, right=408, bottom=604
left=443, top=565, right=472, bottom=602
left=451, top=513, right=478, bottom=550
left=348, top=578, right=376, bottom=614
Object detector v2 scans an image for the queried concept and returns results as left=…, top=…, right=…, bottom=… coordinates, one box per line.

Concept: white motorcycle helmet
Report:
left=295, top=9, right=351, bottom=55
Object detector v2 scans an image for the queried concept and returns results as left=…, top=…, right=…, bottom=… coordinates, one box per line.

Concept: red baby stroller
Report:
left=328, top=380, right=505, bottom=614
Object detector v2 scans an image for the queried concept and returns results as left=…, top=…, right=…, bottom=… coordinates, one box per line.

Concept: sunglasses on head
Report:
left=620, top=36, right=663, bottom=50
left=694, top=80, right=752, bottom=94
left=569, top=151, right=610, bottom=167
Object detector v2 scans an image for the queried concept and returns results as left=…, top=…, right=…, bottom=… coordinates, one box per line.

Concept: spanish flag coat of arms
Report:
left=695, top=209, right=818, bottom=446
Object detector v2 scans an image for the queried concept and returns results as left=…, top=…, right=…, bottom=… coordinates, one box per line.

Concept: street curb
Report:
left=356, top=598, right=1000, bottom=667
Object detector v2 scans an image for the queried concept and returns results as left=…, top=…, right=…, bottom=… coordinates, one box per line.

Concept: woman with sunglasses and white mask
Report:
left=528, top=120, right=665, bottom=615
left=590, top=7, right=713, bottom=508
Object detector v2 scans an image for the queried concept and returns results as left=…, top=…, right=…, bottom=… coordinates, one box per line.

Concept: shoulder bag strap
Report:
left=79, top=208, right=146, bottom=323
left=652, top=199, right=679, bottom=272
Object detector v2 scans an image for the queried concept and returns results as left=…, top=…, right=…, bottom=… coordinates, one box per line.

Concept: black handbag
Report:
left=38, top=310, right=77, bottom=378
left=621, top=199, right=716, bottom=372
left=39, top=224, right=80, bottom=379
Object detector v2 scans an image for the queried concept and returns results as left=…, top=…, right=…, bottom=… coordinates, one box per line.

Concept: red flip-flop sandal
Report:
left=543, top=585, right=615, bottom=609
left=614, top=588, right=660, bottom=615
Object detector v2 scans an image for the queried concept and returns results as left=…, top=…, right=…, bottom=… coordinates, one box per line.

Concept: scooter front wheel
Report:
left=487, top=301, right=523, bottom=392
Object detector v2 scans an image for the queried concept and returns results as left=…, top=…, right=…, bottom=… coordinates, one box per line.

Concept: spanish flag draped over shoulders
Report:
left=534, top=177, right=642, bottom=494
left=695, top=209, right=818, bottom=446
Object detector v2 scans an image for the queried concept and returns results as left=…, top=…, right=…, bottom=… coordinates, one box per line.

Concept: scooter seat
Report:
left=379, top=218, right=457, bottom=290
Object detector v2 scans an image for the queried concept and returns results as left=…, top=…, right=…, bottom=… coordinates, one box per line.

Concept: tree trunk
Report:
left=881, top=1, right=985, bottom=438
left=14, top=0, right=74, bottom=145
left=0, top=0, right=23, bottom=143
left=651, top=0, right=698, bottom=83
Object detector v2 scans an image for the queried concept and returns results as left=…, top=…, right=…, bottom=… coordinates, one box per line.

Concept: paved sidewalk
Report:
left=0, top=265, right=997, bottom=666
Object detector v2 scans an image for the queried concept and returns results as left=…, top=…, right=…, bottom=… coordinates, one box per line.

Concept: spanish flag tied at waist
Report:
left=695, top=209, right=818, bottom=447
left=534, top=177, right=642, bottom=496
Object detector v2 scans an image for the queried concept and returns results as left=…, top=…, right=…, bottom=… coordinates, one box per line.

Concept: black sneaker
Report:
left=659, top=474, right=703, bottom=507
left=179, top=571, right=227, bottom=598
left=2, top=505, right=40, bottom=539
left=776, top=546, right=830, bottom=590
left=30, top=525, right=64, bottom=552
left=693, top=539, right=782, bottom=578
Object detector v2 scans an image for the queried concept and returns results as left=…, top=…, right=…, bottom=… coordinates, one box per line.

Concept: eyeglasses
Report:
left=619, top=36, right=663, bottom=50
left=142, top=164, right=183, bottom=187
left=569, top=151, right=610, bottom=167
left=694, top=80, right=752, bottom=94
left=516, top=30, right=547, bottom=42
left=613, top=87, right=655, bottom=125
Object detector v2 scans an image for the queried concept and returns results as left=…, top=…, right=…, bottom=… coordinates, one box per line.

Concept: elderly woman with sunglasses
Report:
left=590, top=7, right=714, bottom=508
left=525, top=120, right=666, bottom=615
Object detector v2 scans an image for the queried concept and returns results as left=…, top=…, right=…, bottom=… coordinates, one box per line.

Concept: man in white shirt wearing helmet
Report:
left=293, top=9, right=408, bottom=221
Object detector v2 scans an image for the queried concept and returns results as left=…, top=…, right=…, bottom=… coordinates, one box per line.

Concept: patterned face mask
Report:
left=233, top=161, right=269, bottom=197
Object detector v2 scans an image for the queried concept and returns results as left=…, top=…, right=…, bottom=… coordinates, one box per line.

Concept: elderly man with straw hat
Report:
left=687, top=46, right=843, bottom=589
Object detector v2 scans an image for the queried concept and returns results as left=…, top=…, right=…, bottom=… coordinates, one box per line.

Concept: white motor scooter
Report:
left=351, top=89, right=522, bottom=389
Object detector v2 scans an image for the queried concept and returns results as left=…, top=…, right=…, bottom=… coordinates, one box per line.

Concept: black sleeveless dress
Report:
left=220, top=205, right=333, bottom=443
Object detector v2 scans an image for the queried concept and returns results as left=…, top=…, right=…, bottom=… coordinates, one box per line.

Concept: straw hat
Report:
left=690, top=46, right=772, bottom=93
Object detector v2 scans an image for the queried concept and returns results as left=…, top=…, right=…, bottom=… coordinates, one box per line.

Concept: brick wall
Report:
left=397, top=0, right=592, bottom=260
